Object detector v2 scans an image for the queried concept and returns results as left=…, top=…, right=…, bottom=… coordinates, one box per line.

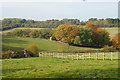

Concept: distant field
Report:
left=2, top=36, right=98, bottom=52
left=104, top=27, right=118, bottom=38
left=2, top=57, right=119, bottom=78
left=0, top=27, right=51, bottom=34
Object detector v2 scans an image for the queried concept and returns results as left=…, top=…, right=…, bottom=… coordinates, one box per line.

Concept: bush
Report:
left=74, top=36, right=81, bottom=45
left=39, top=29, right=53, bottom=39
left=26, top=51, right=35, bottom=57
left=1, top=50, right=12, bottom=59
left=3, top=32, right=13, bottom=36
left=29, top=30, right=38, bottom=38
left=101, top=45, right=117, bottom=52
left=13, top=29, right=24, bottom=37
left=26, top=44, right=39, bottom=57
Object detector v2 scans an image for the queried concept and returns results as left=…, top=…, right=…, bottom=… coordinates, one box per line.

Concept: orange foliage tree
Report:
left=54, top=24, right=80, bottom=44
left=86, top=23, right=111, bottom=47
left=112, top=33, right=120, bottom=49
left=85, top=23, right=97, bottom=31
left=93, top=28, right=111, bottom=47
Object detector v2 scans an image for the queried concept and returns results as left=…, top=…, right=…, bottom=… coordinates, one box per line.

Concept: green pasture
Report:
left=2, top=57, right=119, bottom=78
left=2, top=36, right=98, bottom=52
left=0, top=27, right=51, bottom=34
left=104, top=27, right=118, bottom=38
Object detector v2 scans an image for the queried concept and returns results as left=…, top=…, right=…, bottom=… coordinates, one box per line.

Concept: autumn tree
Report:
left=54, top=24, right=80, bottom=44
left=85, top=24, right=111, bottom=47
left=78, top=27, right=93, bottom=47
left=92, top=28, right=111, bottom=47
left=85, top=23, right=97, bottom=31
left=26, top=44, right=39, bottom=57
left=112, top=33, right=120, bottom=50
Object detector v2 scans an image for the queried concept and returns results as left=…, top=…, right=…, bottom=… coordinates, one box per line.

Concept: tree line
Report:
left=54, top=24, right=111, bottom=48
left=1, top=18, right=119, bottom=31
left=4, top=24, right=120, bottom=50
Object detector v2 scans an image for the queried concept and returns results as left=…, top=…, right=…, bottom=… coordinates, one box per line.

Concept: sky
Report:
left=0, top=0, right=119, bottom=21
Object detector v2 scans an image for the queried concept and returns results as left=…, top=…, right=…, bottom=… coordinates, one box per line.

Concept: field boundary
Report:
left=39, top=52, right=119, bottom=60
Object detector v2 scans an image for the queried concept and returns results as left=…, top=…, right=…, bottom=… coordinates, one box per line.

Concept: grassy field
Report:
left=1, top=27, right=119, bottom=79
left=2, top=36, right=98, bottom=52
left=0, top=27, right=52, bottom=34
left=104, top=27, right=118, bottom=38
left=2, top=27, right=118, bottom=52
left=2, top=57, right=119, bottom=78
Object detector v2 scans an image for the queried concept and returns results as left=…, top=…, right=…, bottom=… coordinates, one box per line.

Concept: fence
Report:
left=39, top=52, right=119, bottom=60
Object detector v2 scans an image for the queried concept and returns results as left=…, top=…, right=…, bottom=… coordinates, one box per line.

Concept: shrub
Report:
left=74, top=36, right=81, bottom=45
left=26, top=51, right=35, bottom=57
left=101, top=45, right=116, bottom=52
left=13, top=29, right=24, bottom=37
left=22, top=29, right=31, bottom=37
left=26, top=44, right=39, bottom=57
left=1, top=50, right=12, bottom=59
left=39, top=29, right=53, bottom=39
left=29, top=30, right=38, bottom=38
left=3, top=32, right=13, bottom=36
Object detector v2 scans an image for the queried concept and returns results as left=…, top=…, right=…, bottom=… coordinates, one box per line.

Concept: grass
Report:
left=0, top=27, right=53, bottom=34
left=104, top=27, right=118, bottom=38
left=2, top=36, right=98, bottom=52
left=2, top=57, right=119, bottom=78
left=1, top=27, right=119, bottom=79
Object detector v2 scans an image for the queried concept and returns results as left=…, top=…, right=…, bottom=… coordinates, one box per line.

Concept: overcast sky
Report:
left=0, top=1, right=118, bottom=21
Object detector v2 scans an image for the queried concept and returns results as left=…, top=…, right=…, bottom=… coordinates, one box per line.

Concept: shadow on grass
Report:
left=2, top=37, right=28, bottom=44
left=2, top=45, right=24, bottom=51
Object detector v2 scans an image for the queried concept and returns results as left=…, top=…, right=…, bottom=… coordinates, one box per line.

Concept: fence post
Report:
left=64, top=53, right=66, bottom=59
left=39, top=52, right=40, bottom=57
left=57, top=53, right=59, bottom=58
left=83, top=53, right=85, bottom=60
left=56, top=53, right=58, bottom=58
left=53, top=53, right=54, bottom=57
left=72, top=54, right=74, bottom=60
left=111, top=52, right=113, bottom=61
left=89, top=53, right=91, bottom=60
left=103, top=52, right=105, bottom=60
left=96, top=53, right=98, bottom=60
left=44, top=52, right=47, bottom=57
left=62, top=53, right=64, bottom=59
left=49, top=52, right=51, bottom=57
left=65, top=53, right=67, bottom=59
left=42, top=52, right=45, bottom=57
left=77, top=53, right=79, bottom=60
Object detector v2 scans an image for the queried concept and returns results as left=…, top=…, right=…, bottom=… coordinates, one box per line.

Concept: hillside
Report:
left=2, top=36, right=98, bottom=52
